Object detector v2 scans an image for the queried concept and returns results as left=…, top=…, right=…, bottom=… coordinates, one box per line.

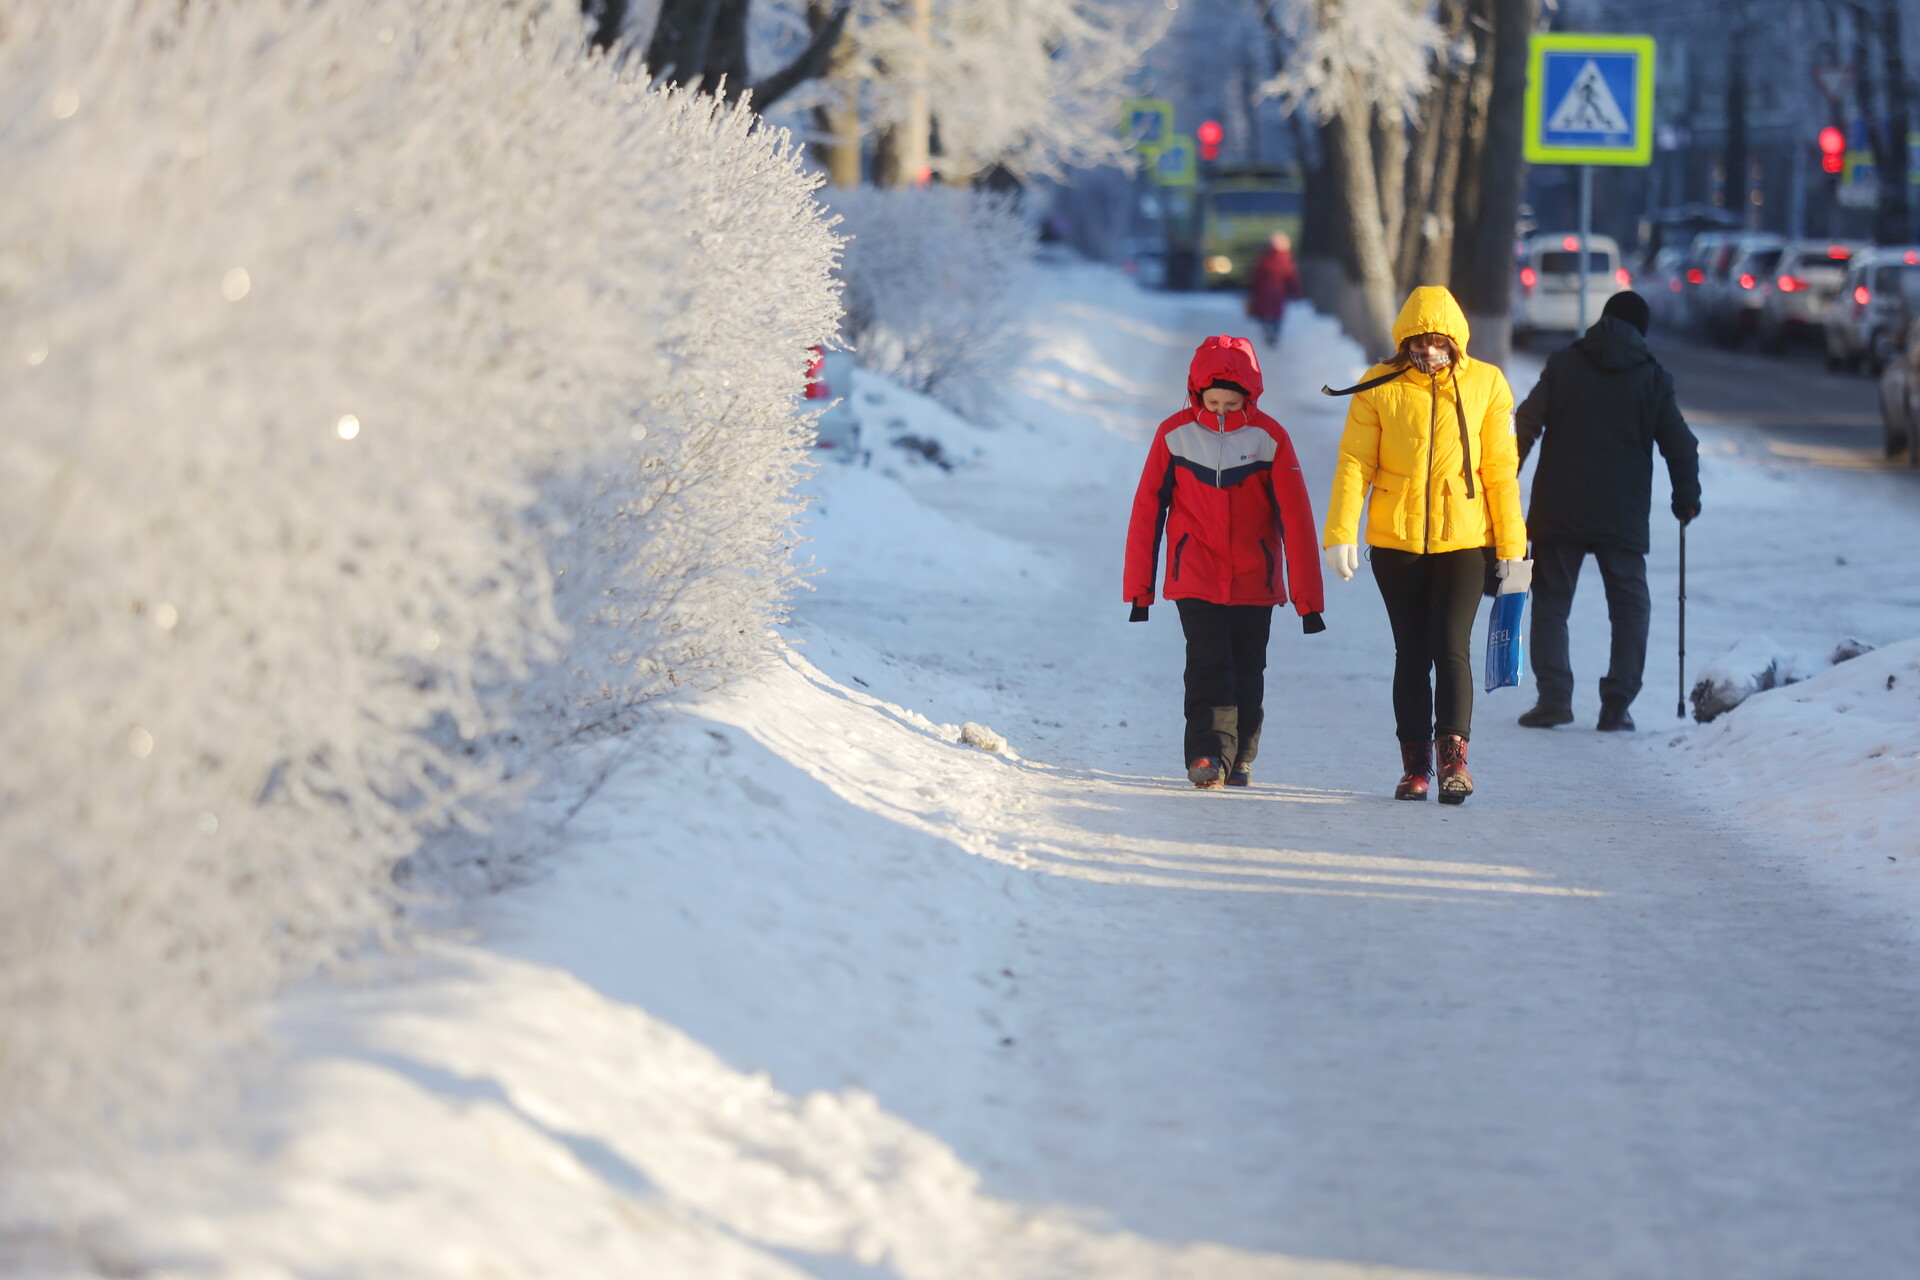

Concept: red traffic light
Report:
left=1818, top=126, right=1845, bottom=155
left=1197, top=119, right=1222, bottom=161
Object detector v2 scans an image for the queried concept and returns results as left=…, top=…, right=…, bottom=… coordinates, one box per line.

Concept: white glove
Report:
left=1494, top=558, right=1533, bottom=594
left=1324, top=543, right=1358, bottom=582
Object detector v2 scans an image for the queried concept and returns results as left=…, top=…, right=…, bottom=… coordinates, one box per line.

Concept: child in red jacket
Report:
left=1124, top=335, right=1325, bottom=788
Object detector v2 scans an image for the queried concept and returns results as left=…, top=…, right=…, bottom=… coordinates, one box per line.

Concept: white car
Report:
left=1756, top=240, right=1868, bottom=351
left=1706, top=237, right=1787, bottom=343
left=1697, top=230, right=1781, bottom=337
left=1826, top=247, right=1920, bottom=374
left=1512, top=233, right=1628, bottom=345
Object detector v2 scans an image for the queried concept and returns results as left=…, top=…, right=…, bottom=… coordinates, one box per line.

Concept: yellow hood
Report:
left=1390, top=286, right=1471, bottom=356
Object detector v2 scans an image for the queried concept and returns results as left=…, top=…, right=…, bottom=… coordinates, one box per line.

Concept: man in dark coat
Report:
left=1513, top=291, right=1701, bottom=732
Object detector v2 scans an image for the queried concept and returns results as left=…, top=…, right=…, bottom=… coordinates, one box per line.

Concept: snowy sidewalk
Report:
left=57, top=264, right=1920, bottom=1279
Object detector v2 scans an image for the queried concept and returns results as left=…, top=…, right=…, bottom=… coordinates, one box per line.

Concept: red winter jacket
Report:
left=1124, top=336, right=1324, bottom=613
left=1246, top=247, right=1300, bottom=322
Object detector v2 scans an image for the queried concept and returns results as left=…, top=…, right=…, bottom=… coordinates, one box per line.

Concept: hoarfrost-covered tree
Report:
left=776, top=0, right=1170, bottom=185
left=0, top=0, right=839, bottom=1164
left=1264, top=0, right=1441, bottom=353
left=1260, top=0, right=1537, bottom=363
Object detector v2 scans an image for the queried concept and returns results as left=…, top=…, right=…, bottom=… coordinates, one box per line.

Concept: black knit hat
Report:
left=1602, top=290, right=1651, bottom=335
left=1206, top=378, right=1249, bottom=395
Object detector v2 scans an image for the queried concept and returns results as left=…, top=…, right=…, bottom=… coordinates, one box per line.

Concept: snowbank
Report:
left=1689, top=636, right=1876, bottom=722
left=0, top=0, right=838, bottom=1154
left=1671, top=638, right=1920, bottom=891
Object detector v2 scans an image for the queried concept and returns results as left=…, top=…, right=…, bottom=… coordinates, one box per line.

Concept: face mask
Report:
left=1411, top=345, right=1451, bottom=373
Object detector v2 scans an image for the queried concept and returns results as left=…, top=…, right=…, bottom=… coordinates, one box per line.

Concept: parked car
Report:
left=1825, top=246, right=1920, bottom=374
left=1707, top=239, right=1788, bottom=342
left=1697, top=232, right=1784, bottom=340
left=1512, top=233, right=1628, bottom=345
left=1683, top=230, right=1750, bottom=330
left=1757, top=240, right=1868, bottom=351
left=1877, top=322, right=1920, bottom=464
left=803, top=346, right=862, bottom=456
left=1645, top=245, right=1692, bottom=327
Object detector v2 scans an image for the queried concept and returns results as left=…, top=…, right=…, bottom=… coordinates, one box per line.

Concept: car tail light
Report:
left=1777, top=275, right=1802, bottom=292
left=1687, top=268, right=1705, bottom=284
left=1561, top=235, right=1579, bottom=251
left=1520, top=267, right=1537, bottom=290
left=1829, top=246, right=1852, bottom=260
left=804, top=346, right=829, bottom=399
left=1738, top=273, right=1756, bottom=290
left=1908, top=251, right=1920, bottom=265
left=1615, top=268, right=1631, bottom=287
left=1855, top=285, right=1872, bottom=306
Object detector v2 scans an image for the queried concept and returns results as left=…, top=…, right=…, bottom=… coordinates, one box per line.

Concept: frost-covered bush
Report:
left=824, top=186, right=1033, bottom=420
left=0, top=0, right=839, bottom=1155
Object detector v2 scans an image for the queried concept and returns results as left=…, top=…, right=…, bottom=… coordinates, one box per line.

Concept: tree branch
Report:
left=747, top=4, right=851, bottom=111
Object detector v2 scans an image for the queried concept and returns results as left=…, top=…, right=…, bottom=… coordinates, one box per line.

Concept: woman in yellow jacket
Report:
left=1322, top=287, right=1527, bottom=804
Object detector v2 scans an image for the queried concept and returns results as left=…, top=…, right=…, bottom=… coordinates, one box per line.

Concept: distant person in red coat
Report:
left=1246, top=232, right=1301, bottom=346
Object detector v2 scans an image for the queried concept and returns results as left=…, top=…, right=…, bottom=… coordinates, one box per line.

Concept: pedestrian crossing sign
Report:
left=1524, top=33, right=1655, bottom=166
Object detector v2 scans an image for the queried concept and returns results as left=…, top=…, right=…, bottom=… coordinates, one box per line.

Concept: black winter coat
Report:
left=1514, top=316, right=1702, bottom=554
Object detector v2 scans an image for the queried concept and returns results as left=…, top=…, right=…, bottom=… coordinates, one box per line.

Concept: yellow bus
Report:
left=1198, top=168, right=1305, bottom=289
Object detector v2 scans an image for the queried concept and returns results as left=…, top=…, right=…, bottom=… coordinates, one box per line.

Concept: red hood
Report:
left=1186, top=335, right=1265, bottom=408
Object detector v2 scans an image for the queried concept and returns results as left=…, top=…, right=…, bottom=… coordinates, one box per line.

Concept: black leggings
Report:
left=1370, top=547, right=1484, bottom=743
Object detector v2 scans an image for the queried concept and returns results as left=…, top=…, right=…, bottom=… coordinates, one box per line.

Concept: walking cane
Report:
left=1676, top=518, right=1687, bottom=719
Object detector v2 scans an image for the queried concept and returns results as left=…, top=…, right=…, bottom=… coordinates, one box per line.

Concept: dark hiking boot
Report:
left=1518, top=702, right=1575, bottom=729
left=1188, top=757, right=1225, bottom=789
left=1597, top=700, right=1636, bottom=732
left=1436, top=734, right=1473, bottom=805
left=1225, top=762, right=1252, bottom=787
left=1394, top=741, right=1432, bottom=801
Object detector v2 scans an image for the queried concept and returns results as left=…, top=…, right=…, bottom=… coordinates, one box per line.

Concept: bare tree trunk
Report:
left=583, top=0, right=629, bottom=51
left=1373, top=104, right=1408, bottom=272
left=1877, top=0, right=1911, bottom=242
left=645, top=0, right=723, bottom=87
left=706, top=0, right=750, bottom=97
left=807, top=1, right=863, bottom=184
left=1330, top=85, right=1402, bottom=357
left=1449, top=0, right=1536, bottom=371
left=872, top=0, right=932, bottom=187
left=1398, top=0, right=1471, bottom=289
left=1724, top=31, right=1750, bottom=226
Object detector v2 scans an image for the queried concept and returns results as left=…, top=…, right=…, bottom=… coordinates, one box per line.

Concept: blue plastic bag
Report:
left=1484, top=590, right=1527, bottom=692
left=1482, top=594, right=1528, bottom=694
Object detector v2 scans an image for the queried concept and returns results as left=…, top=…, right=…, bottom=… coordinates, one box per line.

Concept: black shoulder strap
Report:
left=1320, top=367, right=1406, bottom=397
left=1451, top=366, right=1475, bottom=500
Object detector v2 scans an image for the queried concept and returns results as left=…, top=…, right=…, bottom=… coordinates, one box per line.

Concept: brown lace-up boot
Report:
left=1394, top=741, right=1432, bottom=801
left=1436, top=733, right=1473, bottom=804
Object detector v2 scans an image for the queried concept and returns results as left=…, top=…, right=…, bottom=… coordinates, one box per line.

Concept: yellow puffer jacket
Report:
left=1322, top=287, right=1528, bottom=560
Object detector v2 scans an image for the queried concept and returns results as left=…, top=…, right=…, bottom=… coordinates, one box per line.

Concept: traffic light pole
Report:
left=1577, top=164, right=1593, bottom=330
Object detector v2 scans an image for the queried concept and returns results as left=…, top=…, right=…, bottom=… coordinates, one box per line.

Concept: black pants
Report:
left=1530, top=540, right=1651, bottom=710
left=1174, top=599, right=1273, bottom=767
left=1370, top=547, right=1483, bottom=743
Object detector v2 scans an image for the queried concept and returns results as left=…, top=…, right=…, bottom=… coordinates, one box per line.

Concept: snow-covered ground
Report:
left=17, top=261, right=1920, bottom=1278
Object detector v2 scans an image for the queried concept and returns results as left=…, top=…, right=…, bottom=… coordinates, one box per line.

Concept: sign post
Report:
left=1524, top=33, right=1657, bottom=330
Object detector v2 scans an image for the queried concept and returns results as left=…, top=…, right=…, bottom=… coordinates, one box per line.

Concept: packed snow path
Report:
left=66, top=264, right=1920, bottom=1279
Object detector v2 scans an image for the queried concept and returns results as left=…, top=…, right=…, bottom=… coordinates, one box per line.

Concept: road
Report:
left=1529, top=319, right=1908, bottom=467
